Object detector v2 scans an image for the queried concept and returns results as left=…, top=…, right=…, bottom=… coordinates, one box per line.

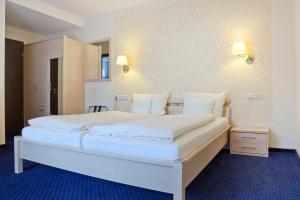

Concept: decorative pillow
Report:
left=130, top=93, right=152, bottom=114
left=151, top=93, right=169, bottom=115
left=183, top=92, right=226, bottom=117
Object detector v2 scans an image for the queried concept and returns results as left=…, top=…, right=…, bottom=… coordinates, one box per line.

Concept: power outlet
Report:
left=246, top=92, right=264, bottom=100
left=116, top=95, right=129, bottom=101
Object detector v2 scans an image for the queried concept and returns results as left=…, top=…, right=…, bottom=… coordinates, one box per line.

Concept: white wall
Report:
left=0, top=0, right=6, bottom=145
left=66, top=2, right=179, bottom=112
left=66, top=16, right=114, bottom=111
left=295, top=0, right=300, bottom=154
left=113, top=0, right=272, bottom=129
left=84, top=81, right=114, bottom=112
left=271, top=0, right=297, bottom=149
left=5, top=25, right=47, bottom=44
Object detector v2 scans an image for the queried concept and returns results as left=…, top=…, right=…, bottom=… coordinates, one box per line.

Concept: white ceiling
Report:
left=39, top=0, right=161, bottom=19
left=5, top=0, right=171, bottom=36
left=6, top=2, right=80, bottom=35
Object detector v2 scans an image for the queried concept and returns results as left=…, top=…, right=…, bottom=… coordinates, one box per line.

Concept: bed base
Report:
left=14, top=126, right=230, bottom=200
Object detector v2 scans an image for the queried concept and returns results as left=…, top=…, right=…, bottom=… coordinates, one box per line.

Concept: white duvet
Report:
left=28, top=111, right=148, bottom=132
left=89, top=114, right=215, bottom=142
left=22, top=126, right=87, bottom=148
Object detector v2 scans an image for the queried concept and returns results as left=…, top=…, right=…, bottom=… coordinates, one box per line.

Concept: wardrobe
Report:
left=24, top=36, right=84, bottom=123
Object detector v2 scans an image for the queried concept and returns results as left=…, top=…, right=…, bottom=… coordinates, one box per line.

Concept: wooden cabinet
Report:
left=84, top=40, right=110, bottom=81
left=230, top=127, right=269, bottom=157
left=24, top=36, right=84, bottom=122
left=85, top=43, right=102, bottom=81
left=62, top=36, right=84, bottom=115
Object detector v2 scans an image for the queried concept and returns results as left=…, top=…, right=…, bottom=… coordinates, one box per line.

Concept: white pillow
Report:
left=183, top=92, right=226, bottom=117
left=130, top=93, right=169, bottom=115
left=131, top=93, right=152, bottom=114
left=183, top=95, right=215, bottom=115
left=151, top=93, right=169, bottom=115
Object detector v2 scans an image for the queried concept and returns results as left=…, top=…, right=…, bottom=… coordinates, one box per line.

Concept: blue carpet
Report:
left=1, top=138, right=300, bottom=200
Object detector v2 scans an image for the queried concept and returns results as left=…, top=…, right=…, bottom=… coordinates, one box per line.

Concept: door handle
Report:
left=241, top=147, right=256, bottom=150
left=51, top=88, right=57, bottom=94
left=242, top=137, right=256, bottom=140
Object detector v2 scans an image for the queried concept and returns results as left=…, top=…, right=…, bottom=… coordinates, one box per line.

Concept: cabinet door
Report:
left=24, top=41, right=50, bottom=121
left=85, top=43, right=100, bottom=81
left=24, top=38, right=63, bottom=122
left=63, top=36, right=84, bottom=114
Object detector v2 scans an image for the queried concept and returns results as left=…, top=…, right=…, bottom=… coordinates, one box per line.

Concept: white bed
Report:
left=82, top=117, right=229, bottom=160
left=15, top=96, right=231, bottom=200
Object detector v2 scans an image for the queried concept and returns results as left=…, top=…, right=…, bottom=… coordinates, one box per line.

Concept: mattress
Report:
left=22, top=126, right=87, bottom=148
left=82, top=118, right=229, bottom=161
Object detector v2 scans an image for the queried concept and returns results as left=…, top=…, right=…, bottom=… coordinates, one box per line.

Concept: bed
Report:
left=14, top=97, right=231, bottom=200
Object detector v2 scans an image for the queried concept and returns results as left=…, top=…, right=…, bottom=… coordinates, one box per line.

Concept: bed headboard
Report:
left=166, top=95, right=231, bottom=120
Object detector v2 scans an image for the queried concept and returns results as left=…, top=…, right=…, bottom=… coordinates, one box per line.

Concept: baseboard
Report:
left=296, top=149, right=300, bottom=157
left=269, top=148, right=297, bottom=153
left=224, top=147, right=297, bottom=153
left=223, top=143, right=230, bottom=150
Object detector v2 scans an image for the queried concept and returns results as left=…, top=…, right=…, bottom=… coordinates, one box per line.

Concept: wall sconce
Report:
left=232, top=41, right=254, bottom=64
left=116, top=55, right=129, bottom=73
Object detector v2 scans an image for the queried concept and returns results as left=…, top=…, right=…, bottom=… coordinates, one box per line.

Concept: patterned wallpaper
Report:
left=113, top=0, right=272, bottom=127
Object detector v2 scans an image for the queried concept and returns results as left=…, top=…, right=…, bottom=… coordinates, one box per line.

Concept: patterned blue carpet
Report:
left=1, top=138, right=300, bottom=200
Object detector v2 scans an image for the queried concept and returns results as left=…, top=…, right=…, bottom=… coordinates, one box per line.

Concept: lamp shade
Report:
left=116, top=55, right=128, bottom=66
left=232, top=41, right=247, bottom=55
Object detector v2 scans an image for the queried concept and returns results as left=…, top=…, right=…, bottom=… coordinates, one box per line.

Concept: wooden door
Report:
left=5, top=38, right=24, bottom=136
left=50, top=58, right=58, bottom=115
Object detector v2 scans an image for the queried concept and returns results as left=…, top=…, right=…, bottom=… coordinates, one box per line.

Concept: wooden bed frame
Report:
left=14, top=97, right=231, bottom=200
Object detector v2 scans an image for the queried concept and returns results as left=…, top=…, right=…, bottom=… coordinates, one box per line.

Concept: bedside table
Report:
left=230, top=127, right=269, bottom=157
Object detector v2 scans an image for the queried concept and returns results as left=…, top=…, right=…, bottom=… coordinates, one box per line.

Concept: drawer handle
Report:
left=241, top=147, right=256, bottom=150
left=241, top=137, right=256, bottom=140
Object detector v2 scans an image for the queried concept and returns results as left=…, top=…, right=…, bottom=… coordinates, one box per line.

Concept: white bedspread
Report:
left=89, top=114, right=215, bottom=142
left=28, top=111, right=148, bottom=132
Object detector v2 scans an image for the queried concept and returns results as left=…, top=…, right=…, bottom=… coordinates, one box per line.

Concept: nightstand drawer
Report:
left=231, top=142, right=267, bottom=155
left=231, top=132, right=267, bottom=144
